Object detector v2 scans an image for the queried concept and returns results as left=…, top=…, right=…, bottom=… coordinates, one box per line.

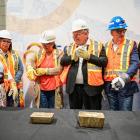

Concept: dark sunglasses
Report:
left=114, top=29, right=127, bottom=34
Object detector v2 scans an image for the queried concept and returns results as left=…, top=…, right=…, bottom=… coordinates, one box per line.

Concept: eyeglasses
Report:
left=1, top=39, right=11, bottom=44
left=73, top=29, right=88, bottom=36
left=114, top=29, right=127, bottom=34
left=42, top=42, right=54, bottom=47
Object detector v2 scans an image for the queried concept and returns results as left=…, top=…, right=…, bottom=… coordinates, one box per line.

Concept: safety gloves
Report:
left=35, top=68, right=49, bottom=76
left=8, top=82, right=18, bottom=106
left=111, top=77, right=125, bottom=91
left=111, top=73, right=130, bottom=90
left=26, top=65, right=37, bottom=81
left=78, top=48, right=90, bottom=60
left=36, top=66, right=63, bottom=76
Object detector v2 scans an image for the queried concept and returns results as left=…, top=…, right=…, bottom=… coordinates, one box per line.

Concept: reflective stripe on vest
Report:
left=87, top=40, right=104, bottom=86
left=37, top=47, right=62, bottom=87
left=65, top=39, right=104, bottom=86
left=104, top=39, right=135, bottom=81
left=0, top=54, right=10, bottom=91
left=0, top=50, right=23, bottom=90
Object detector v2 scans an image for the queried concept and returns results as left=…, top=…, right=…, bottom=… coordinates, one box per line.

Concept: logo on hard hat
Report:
left=116, top=19, right=121, bottom=23
left=109, top=22, right=114, bottom=25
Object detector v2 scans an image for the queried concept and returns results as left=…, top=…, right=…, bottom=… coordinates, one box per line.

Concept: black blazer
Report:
left=60, top=45, right=108, bottom=96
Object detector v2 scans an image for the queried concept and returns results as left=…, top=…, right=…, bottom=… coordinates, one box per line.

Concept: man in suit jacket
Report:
left=60, top=19, right=107, bottom=109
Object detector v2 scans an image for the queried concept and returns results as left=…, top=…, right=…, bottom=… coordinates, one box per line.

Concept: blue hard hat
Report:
left=108, top=16, right=128, bottom=30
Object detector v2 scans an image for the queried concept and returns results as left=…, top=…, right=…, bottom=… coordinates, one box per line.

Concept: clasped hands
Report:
left=72, top=48, right=90, bottom=61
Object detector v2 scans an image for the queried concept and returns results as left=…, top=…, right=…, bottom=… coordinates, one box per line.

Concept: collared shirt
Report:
left=0, top=49, right=7, bottom=58
left=113, top=44, right=118, bottom=52
left=75, top=39, right=90, bottom=84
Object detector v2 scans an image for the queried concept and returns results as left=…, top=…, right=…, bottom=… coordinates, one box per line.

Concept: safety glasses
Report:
left=0, top=39, right=11, bottom=44
left=114, top=29, right=127, bottom=34
left=42, top=42, right=54, bottom=47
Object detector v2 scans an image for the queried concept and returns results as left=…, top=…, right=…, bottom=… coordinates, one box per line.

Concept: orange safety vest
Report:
left=104, top=39, right=136, bottom=81
left=60, top=39, right=104, bottom=86
left=6, top=50, right=23, bottom=89
left=37, top=47, right=63, bottom=88
left=0, top=55, right=10, bottom=92
left=0, top=50, right=24, bottom=107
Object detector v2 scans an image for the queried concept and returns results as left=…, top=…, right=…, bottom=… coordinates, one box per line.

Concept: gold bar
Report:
left=78, top=111, right=105, bottom=128
left=30, top=112, right=54, bottom=124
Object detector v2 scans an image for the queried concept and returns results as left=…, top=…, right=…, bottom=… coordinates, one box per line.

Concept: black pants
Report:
left=69, top=84, right=102, bottom=110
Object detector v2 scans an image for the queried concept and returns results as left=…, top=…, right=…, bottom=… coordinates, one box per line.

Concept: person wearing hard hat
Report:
left=104, top=16, right=139, bottom=111
left=60, top=19, right=108, bottom=109
left=0, top=30, right=24, bottom=107
left=25, top=30, right=63, bottom=108
left=0, top=61, right=6, bottom=107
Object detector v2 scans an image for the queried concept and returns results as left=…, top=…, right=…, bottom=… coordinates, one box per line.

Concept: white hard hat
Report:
left=72, top=19, right=89, bottom=32
left=0, top=30, right=12, bottom=40
left=40, top=30, right=56, bottom=44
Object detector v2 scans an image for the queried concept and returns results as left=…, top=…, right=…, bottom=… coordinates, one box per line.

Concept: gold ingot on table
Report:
left=30, top=112, right=54, bottom=124
left=78, top=111, right=105, bottom=128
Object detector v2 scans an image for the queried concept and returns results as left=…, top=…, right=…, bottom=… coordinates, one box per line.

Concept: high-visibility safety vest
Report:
left=36, top=46, right=63, bottom=88
left=0, top=50, right=24, bottom=107
left=104, top=39, right=136, bottom=81
left=25, top=42, right=63, bottom=87
left=0, top=50, right=23, bottom=88
left=61, top=39, right=104, bottom=86
left=0, top=55, right=10, bottom=92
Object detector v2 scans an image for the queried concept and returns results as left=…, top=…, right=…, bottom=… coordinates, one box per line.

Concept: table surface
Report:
left=0, top=108, right=140, bottom=140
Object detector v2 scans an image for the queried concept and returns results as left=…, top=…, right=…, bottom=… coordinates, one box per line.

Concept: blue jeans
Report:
left=40, top=90, right=55, bottom=108
left=105, top=83, right=133, bottom=111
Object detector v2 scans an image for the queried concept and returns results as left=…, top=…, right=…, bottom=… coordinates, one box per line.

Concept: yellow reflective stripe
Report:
left=89, top=40, right=101, bottom=56
left=12, top=51, right=18, bottom=73
left=120, top=39, right=126, bottom=69
left=67, top=43, right=75, bottom=56
left=87, top=40, right=103, bottom=71
left=105, top=70, right=127, bottom=76
left=7, top=52, right=15, bottom=77
left=105, top=41, right=110, bottom=55
left=37, top=49, right=45, bottom=67
left=88, top=69, right=102, bottom=72
left=126, top=40, right=133, bottom=68
left=121, top=39, right=130, bottom=70
left=88, top=64, right=101, bottom=70
left=94, top=41, right=98, bottom=56
left=106, top=69, right=127, bottom=72
left=54, top=49, right=59, bottom=67
left=88, top=39, right=93, bottom=54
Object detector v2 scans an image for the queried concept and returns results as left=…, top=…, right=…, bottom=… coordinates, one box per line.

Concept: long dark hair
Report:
left=53, top=43, right=56, bottom=49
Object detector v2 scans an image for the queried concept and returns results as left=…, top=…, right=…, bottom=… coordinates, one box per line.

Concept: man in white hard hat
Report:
left=0, top=30, right=24, bottom=107
left=60, top=19, right=108, bottom=109
left=25, top=30, right=63, bottom=108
